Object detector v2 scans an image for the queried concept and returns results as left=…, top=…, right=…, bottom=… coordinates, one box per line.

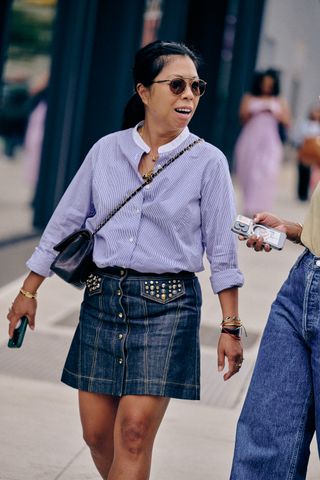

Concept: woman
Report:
left=7, top=40, right=244, bottom=480
left=292, top=104, right=320, bottom=200
left=230, top=183, right=320, bottom=479
left=234, top=69, right=291, bottom=217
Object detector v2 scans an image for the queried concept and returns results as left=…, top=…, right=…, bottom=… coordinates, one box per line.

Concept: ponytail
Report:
left=122, top=93, right=145, bottom=129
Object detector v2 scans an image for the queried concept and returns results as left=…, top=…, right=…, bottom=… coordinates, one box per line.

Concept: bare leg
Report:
left=79, top=391, right=119, bottom=479
left=108, top=395, right=170, bottom=480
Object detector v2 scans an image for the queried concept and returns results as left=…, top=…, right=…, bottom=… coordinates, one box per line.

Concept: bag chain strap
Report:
left=93, top=138, right=203, bottom=235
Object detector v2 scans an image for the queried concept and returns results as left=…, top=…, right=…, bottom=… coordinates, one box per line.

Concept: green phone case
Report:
left=8, top=316, right=28, bottom=348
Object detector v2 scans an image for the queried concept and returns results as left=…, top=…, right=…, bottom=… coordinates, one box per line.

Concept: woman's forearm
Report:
left=22, top=271, right=46, bottom=294
left=218, top=287, right=239, bottom=319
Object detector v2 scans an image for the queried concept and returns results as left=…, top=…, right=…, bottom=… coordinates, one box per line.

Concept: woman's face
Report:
left=138, top=55, right=201, bottom=132
left=260, top=75, right=275, bottom=96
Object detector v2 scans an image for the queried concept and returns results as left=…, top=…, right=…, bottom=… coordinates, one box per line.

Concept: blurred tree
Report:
left=8, top=0, right=56, bottom=58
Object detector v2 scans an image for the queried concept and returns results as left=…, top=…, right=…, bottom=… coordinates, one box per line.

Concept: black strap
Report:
left=93, top=137, right=203, bottom=235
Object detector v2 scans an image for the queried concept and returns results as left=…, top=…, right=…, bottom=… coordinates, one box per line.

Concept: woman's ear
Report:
left=136, top=83, right=149, bottom=106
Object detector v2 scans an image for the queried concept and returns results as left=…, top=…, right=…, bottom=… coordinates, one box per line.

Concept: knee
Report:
left=119, top=417, right=149, bottom=456
left=83, top=428, right=109, bottom=453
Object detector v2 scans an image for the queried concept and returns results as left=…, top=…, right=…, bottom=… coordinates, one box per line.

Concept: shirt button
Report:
left=117, top=290, right=121, bottom=296
left=135, top=207, right=140, bottom=213
left=316, top=260, right=320, bottom=267
left=118, top=358, right=123, bottom=364
left=145, top=185, right=150, bottom=190
left=118, top=312, right=123, bottom=318
left=129, top=237, right=134, bottom=243
left=120, top=269, right=125, bottom=276
left=118, top=333, right=123, bottom=340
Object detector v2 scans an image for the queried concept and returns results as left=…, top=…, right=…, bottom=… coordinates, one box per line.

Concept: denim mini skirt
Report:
left=61, top=266, right=202, bottom=400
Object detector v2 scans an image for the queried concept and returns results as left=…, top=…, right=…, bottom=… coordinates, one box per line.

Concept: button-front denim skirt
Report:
left=61, top=266, right=202, bottom=400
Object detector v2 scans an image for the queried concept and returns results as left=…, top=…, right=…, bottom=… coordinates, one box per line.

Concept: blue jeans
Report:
left=231, top=250, right=320, bottom=479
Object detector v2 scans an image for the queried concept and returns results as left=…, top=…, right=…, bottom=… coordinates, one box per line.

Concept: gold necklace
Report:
left=140, top=126, right=159, bottom=163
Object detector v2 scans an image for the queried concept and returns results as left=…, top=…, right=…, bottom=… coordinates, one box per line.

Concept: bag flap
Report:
left=53, top=229, right=92, bottom=252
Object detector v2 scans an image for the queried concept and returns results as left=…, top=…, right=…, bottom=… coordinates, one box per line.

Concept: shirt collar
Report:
left=132, top=121, right=190, bottom=154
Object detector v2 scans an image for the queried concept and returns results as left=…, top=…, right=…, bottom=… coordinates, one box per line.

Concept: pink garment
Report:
left=235, top=97, right=283, bottom=216
left=23, top=101, right=47, bottom=188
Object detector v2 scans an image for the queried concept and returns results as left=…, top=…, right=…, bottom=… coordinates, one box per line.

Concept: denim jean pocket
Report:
left=85, top=273, right=104, bottom=296
left=140, top=279, right=185, bottom=304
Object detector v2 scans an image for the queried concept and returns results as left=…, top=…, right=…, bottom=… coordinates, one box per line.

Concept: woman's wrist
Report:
left=285, top=221, right=303, bottom=244
left=21, top=271, right=45, bottom=296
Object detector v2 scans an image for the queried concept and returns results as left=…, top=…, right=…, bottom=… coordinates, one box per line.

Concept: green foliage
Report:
left=9, top=1, right=56, bottom=58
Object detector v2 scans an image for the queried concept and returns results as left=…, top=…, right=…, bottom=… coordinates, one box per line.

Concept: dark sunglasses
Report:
left=152, top=77, right=207, bottom=97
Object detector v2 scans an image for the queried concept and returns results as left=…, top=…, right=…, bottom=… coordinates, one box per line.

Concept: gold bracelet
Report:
left=220, top=316, right=247, bottom=337
left=20, top=288, right=37, bottom=299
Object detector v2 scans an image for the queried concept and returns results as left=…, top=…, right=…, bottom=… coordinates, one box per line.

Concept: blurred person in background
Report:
left=234, top=69, right=291, bottom=217
left=0, top=77, right=30, bottom=159
left=23, top=72, right=48, bottom=202
left=7, top=40, right=244, bottom=480
left=291, top=104, right=320, bottom=201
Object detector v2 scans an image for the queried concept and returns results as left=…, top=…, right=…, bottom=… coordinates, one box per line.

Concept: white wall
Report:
left=257, top=0, right=320, bottom=123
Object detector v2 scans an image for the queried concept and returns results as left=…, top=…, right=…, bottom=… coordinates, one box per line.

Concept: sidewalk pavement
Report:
left=0, top=149, right=319, bottom=479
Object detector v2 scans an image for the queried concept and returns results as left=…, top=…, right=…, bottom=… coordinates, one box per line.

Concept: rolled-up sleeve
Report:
left=201, top=153, right=244, bottom=294
left=26, top=143, right=97, bottom=277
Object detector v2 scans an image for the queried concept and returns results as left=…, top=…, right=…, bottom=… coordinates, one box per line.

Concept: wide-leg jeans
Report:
left=231, top=250, right=320, bottom=480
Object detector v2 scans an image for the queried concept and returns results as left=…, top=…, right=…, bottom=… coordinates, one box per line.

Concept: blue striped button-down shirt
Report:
left=27, top=125, right=244, bottom=293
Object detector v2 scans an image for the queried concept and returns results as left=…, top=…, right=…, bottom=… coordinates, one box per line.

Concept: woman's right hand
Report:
left=240, top=212, right=285, bottom=252
left=7, top=292, right=37, bottom=339
left=240, top=212, right=302, bottom=252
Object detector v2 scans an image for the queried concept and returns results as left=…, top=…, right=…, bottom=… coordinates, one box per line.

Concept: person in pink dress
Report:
left=234, top=69, right=291, bottom=217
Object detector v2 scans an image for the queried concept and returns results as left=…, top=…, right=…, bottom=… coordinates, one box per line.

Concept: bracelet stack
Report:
left=220, top=316, right=246, bottom=340
left=20, top=288, right=37, bottom=299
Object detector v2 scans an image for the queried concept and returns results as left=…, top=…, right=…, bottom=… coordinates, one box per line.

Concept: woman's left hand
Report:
left=217, top=333, right=244, bottom=381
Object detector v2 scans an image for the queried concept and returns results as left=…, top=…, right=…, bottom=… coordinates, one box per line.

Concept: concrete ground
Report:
left=0, top=145, right=319, bottom=479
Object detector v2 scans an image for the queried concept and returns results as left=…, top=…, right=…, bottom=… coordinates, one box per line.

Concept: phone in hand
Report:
left=231, top=215, right=287, bottom=250
left=8, top=316, right=29, bottom=348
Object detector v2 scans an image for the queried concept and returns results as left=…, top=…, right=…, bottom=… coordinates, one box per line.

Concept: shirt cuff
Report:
left=210, top=268, right=244, bottom=294
left=26, top=247, right=57, bottom=277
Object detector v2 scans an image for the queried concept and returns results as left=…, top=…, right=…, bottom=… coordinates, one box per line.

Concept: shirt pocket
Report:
left=140, top=279, right=186, bottom=304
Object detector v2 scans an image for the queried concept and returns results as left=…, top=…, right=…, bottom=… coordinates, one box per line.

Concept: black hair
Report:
left=122, top=40, right=201, bottom=129
left=250, top=68, right=280, bottom=97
